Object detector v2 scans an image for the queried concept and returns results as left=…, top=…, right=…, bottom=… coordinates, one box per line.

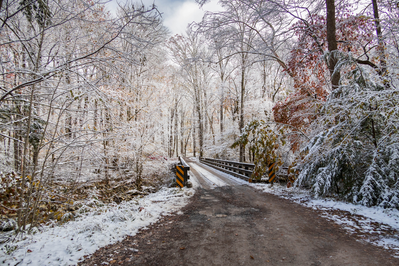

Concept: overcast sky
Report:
left=105, top=0, right=223, bottom=35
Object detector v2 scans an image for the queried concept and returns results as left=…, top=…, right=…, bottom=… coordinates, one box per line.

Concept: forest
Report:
left=0, top=0, right=399, bottom=235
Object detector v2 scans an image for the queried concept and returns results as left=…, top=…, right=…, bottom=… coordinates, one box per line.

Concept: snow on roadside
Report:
left=249, top=183, right=399, bottom=257
left=0, top=187, right=194, bottom=266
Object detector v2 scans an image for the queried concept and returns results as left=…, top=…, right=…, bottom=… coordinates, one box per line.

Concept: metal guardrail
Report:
left=179, top=156, right=190, bottom=169
left=199, top=157, right=255, bottom=181
left=199, top=157, right=289, bottom=183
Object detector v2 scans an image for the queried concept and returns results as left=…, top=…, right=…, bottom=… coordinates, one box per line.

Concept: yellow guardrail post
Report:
left=268, top=162, right=276, bottom=184
left=175, top=156, right=190, bottom=188
left=176, top=164, right=185, bottom=188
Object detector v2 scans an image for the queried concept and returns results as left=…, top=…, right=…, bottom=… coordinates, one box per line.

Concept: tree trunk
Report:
left=372, top=0, right=388, bottom=82
left=194, top=83, right=204, bottom=158
left=180, top=109, right=184, bottom=155
left=65, top=112, right=72, bottom=137
left=239, top=63, right=245, bottom=162
left=193, top=112, right=196, bottom=157
left=18, top=28, right=46, bottom=231
left=326, top=0, right=340, bottom=90
left=207, top=112, right=216, bottom=146
left=94, top=99, right=98, bottom=128
left=168, top=108, right=174, bottom=157
left=184, top=128, right=191, bottom=156
left=197, top=102, right=203, bottom=157
left=103, top=109, right=111, bottom=184
left=174, top=108, right=179, bottom=157
left=220, top=84, right=224, bottom=134
left=18, top=86, right=35, bottom=231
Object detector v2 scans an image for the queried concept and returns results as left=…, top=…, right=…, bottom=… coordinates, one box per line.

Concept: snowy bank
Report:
left=0, top=187, right=194, bottom=266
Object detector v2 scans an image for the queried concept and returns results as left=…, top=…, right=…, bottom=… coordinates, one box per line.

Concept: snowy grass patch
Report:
left=249, top=183, right=399, bottom=257
left=0, top=187, right=194, bottom=266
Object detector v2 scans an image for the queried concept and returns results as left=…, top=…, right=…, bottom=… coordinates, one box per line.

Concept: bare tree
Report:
left=0, top=0, right=169, bottom=232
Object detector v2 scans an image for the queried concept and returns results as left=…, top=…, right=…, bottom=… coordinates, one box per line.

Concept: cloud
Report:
left=105, top=0, right=223, bottom=35
left=163, top=1, right=203, bottom=35
left=162, top=0, right=223, bottom=35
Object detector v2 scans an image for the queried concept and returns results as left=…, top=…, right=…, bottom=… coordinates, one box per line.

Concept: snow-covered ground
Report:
left=0, top=187, right=194, bottom=266
left=3, top=160, right=398, bottom=265
left=249, top=183, right=399, bottom=257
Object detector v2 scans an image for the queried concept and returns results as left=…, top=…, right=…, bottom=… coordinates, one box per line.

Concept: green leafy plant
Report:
left=232, top=120, right=286, bottom=181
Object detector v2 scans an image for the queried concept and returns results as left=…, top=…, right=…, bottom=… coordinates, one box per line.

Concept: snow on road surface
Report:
left=187, top=169, right=201, bottom=188
left=0, top=187, right=194, bottom=266
left=197, top=162, right=248, bottom=186
left=189, top=163, right=228, bottom=188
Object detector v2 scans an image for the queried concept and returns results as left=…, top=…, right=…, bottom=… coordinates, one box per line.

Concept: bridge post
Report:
left=268, top=162, right=276, bottom=184
left=175, top=156, right=190, bottom=188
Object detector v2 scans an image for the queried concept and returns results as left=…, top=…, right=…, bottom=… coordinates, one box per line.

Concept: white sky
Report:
left=104, top=0, right=224, bottom=35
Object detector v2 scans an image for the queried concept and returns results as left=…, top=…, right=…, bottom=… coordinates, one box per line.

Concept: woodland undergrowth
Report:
left=0, top=160, right=175, bottom=241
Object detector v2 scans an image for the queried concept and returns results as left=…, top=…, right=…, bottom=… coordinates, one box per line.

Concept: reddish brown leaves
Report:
left=273, top=10, right=376, bottom=149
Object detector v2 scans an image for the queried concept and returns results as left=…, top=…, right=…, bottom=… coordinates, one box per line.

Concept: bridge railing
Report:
left=179, top=156, right=190, bottom=169
left=199, top=157, right=255, bottom=181
left=199, top=157, right=289, bottom=183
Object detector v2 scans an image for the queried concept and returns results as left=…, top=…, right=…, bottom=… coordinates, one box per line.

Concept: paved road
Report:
left=80, top=159, right=399, bottom=265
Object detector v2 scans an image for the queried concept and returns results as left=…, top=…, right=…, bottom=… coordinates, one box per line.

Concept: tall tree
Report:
left=326, top=0, right=340, bottom=90
left=371, top=0, right=387, bottom=81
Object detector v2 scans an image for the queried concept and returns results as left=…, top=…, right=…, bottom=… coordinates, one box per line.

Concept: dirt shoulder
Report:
left=80, top=180, right=399, bottom=265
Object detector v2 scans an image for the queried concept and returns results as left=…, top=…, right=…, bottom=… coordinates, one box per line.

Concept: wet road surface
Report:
left=80, top=159, right=399, bottom=265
